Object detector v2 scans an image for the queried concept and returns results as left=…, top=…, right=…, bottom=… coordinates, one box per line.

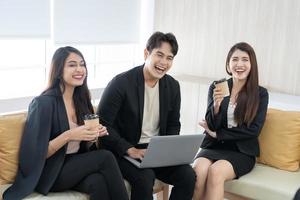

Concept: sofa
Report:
left=1, top=91, right=300, bottom=200
left=224, top=92, right=300, bottom=200
left=0, top=111, right=169, bottom=200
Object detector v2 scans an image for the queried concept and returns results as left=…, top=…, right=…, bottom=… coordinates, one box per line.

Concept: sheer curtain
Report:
left=154, top=0, right=300, bottom=95
left=0, top=0, right=50, bottom=38
left=53, top=0, right=141, bottom=44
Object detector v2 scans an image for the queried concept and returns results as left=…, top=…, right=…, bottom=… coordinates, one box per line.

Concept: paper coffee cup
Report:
left=83, top=114, right=99, bottom=131
left=214, top=78, right=230, bottom=97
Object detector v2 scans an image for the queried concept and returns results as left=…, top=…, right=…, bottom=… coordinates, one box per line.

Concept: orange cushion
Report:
left=257, top=108, right=300, bottom=171
left=0, top=112, right=26, bottom=184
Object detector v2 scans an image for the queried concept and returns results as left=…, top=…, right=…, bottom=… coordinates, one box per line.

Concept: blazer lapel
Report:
left=137, top=67, right=145, bottom=127
left=159, top=77, right=167, bottom=130
left=58, top=98, right=69, bottom=131
left=44, top=89, right=68, bottom=150
left=221, top=78, right=233, bottom=125
left=56, top=94, right=70, bottom=145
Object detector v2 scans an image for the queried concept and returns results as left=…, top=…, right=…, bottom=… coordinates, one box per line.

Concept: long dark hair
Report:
left=225, top=42, right=259, bottom=127
left=43, top=46, right=94, bottom=125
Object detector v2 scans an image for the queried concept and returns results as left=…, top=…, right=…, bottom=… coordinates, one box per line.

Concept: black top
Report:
left=97, top=65, right=181, bottom=156
left=3, top=88, right=88, bottom=200
left=201, top=78, right=269, bottom=157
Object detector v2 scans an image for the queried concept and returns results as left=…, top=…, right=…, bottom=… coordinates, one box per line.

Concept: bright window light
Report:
left=0, top=40, right=141, bottom=100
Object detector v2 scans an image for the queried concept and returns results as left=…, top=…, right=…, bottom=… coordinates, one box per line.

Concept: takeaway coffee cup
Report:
left=214, top=78, right=230, bottom=97
left=84, top=114, right=100, bottom=145
left=83, top=114, right=100, bottom=131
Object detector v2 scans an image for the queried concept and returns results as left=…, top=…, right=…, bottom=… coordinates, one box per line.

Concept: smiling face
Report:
left=227, top=49, right=251, bottom=81
left=62, top=52, right=87, bottom=89
left=143, top=42, right=174, bottom=83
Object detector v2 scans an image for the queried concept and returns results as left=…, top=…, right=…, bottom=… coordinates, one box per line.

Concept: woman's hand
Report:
left=47, top=124, right=104, bottom=158
left=64, top=125, right=99, bottom=142
left=199, top=119, right=217, bottom=138
left=213, top=87, right=225, bottom=114
left=96, top=124, right=109, bottom=137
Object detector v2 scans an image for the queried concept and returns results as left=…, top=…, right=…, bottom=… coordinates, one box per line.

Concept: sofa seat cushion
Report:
left=224, top=163, right=300, bottom=200
left=1, top=179, right=167, bottom=199
left=0, top=184, right=88, bottom=200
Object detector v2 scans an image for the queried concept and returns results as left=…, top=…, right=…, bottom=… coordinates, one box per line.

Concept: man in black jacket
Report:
left=97, top=31, right=196, bottom=200
left=294, top=189, right=300, bottom=200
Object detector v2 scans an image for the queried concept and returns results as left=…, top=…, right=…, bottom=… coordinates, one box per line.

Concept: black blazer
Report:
left=3, top=89, right=88, bottom=200
left=201, top=78, right=269, bottom=157
left=97, top=65, right=181, bottom=156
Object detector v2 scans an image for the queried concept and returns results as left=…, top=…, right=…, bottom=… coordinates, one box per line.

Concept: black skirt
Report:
left=195, top=140, right=255, bottom=178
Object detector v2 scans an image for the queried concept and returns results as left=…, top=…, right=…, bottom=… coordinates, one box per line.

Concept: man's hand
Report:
left=127, top=147, right=146, bottom=160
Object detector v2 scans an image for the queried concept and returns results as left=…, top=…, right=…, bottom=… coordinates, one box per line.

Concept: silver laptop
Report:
left=124, top=134, right=204, bottom=168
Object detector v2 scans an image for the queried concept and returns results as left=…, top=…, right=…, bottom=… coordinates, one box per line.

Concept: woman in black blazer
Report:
left=193, top=42, right=269, bottom=200
left=3, top=47, right=128, bottom=200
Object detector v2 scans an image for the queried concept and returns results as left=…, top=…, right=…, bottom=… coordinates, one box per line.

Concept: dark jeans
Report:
left=117, top=156, right=196, bottom=200
left=50, top=150, right=128, bottom=200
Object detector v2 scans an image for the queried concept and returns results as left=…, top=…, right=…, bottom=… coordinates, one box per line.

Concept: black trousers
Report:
left=50, top=150, right=129, bottom=200
left=294, top=188, right=300, bottom=200
left=117, top=157, right=196, bottom=200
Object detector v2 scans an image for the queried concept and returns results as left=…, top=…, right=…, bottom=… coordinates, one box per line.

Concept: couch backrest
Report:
left=0, top=111, right=27, bottom=184
left=269, top=91, right=300, bottom=111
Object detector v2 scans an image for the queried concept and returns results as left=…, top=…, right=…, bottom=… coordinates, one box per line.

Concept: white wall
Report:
left=154, top=0, right=300, bottom=96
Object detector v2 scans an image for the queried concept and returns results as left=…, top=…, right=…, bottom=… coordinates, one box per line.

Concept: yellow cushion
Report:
left=257, top=108, right=300, bottom=171
left=0, top=112, right=26, bottom=184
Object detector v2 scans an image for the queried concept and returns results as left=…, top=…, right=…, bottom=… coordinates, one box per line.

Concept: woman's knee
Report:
left=194, top=164, right=210, bottom=178
left=87, top=173, right=105, bottom=186
left=79, top=173, right=108, bottom=193
left=207, top=160, right=236, bottom=185
left=93, top=149, right=117, bottom=165
left=207, top=165, right=225, bottom=185
left=193, top=158, right=212, bottom=179
left=194, top=166, right=208, bottom=189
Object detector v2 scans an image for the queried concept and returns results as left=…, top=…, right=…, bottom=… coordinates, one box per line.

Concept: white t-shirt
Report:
left=139, top=82, right=160, bottom=144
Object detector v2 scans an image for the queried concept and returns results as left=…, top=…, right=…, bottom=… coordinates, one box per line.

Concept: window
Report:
left=0, top=41, right=142, bottom=99
left=0, top=0, right=154, bottom=106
